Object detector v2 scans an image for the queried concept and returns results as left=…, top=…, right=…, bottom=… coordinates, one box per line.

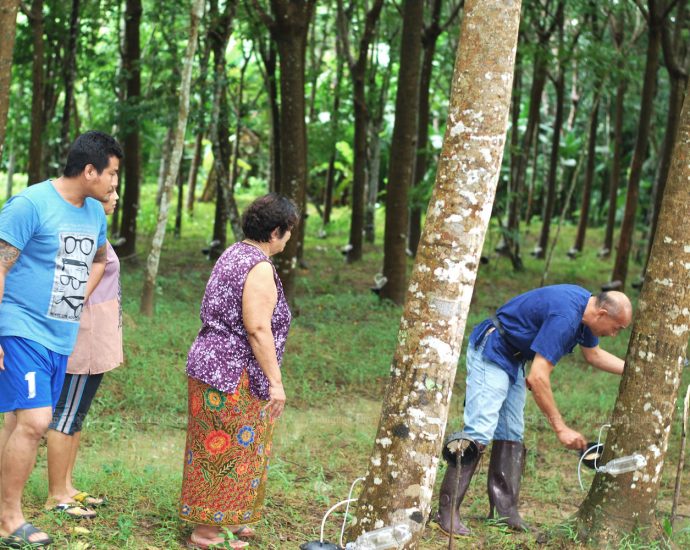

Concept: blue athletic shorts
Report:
left=50, top=373, right=104, bottom=435
left=0, top=336, right=68, bottom=412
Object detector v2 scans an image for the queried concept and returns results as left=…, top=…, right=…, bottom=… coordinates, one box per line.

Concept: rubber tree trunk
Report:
left=576, top=71, right=690, bottom=546
left=257, top=40, right=280, bottom=194
left=643, top=0, right=688, bottom=272
left=265, top=0, right=316, bottom=303
left=349, top=2, right=521, bottom=546
left=27, top=0, right=45, bottom=185
left=409, top=0, right=448, bottom=257
left=118, top=0, right=142, bottom=258
left=611, top=2, right=662, bottom=288
left=0, top=0, right=20, bottom=163
left=186, top=132, right=203, bottom=214
left=572, top=94, right=600, bottom=253
left=59, top=0, right=80, bottom=159
left=340, top=0, right=385, bottom=263
left=535, top=68, right=565, bottom=258
left=322, top=44, right=344, bottom=226
left=140, top=0, right=203, bottom=316
left=380, top=0, right=424, bottom=305
left=602, top=77, right=626, bottom=257
left=365, top=53, right=392, bottom=244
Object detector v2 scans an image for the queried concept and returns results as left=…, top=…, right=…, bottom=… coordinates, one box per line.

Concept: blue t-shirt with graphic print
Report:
left=0, top=181, right=107, bottom=355
left=469, top=284, right=599, bottom=382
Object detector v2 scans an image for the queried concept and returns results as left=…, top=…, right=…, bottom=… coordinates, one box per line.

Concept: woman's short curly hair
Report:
left=241, top=193, right=300, bottom=242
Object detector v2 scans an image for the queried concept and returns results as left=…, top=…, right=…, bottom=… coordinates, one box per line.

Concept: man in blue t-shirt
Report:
left=436, top=284, right=632, bottom=538
left=0, top=131, right=122, bottom=548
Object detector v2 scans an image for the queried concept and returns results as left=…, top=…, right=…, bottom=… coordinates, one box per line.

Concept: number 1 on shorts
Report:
left=24, top=371, right=36, bottom=399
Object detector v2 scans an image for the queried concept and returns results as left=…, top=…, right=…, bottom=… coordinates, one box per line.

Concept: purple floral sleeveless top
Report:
left=186, top=242, right=291, bottom=399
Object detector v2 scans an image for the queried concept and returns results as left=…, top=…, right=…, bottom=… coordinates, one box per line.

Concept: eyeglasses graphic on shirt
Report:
left=59, top=274, right=88, bottom=290
left=61, top=258, right=90, bottom=274
left=54, top=295, right=85, bottom=318
left=64, top=236, right=94, bottom=255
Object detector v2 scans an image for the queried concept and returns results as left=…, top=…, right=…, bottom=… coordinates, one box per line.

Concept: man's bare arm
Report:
left=0, top=239, right=21, bottom=370
left=580, top=345, right=625, bottom=375
left=526, top=353, right=587, bottom=450
left=84, top=243, right=107, bottom=301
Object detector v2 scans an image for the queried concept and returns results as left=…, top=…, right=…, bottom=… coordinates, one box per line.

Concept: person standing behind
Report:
left=44, top=188, right=123, bottom=519
left=0, top=131, right=121, bottom=548
left=179, top=193, right=298, bottom=550
left=435, top=285, right=632, bottom=538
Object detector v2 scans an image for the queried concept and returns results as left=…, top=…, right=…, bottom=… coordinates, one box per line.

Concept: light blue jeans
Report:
left=462, top=335, right=526, bottom=445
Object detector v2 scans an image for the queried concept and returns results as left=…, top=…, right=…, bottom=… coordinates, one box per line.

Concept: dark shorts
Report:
left=0, top=336, right=68, bottom=413
left=49, top=373, right=104, bottom=435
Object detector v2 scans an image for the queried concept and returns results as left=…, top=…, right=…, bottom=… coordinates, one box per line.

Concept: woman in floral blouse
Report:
left=179, top=194, right=298, bottom=550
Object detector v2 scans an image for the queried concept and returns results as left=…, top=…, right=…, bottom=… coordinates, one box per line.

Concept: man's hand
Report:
left=0, top=343, right=4, bottom=370
left=264, top=382, right=286, bottom=420
left=556, top=426, right=587, bottom=450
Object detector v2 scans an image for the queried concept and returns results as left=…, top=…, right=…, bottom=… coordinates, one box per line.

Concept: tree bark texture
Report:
left=118, top=0, right=142, bottom=257
left=140, top=0, right=203, bottom=316
left=59, top=0, right=80, bottom=159
left=0, top=0, right=20, bottom=163
left=264, top=0, right=316, bottom=303
left=322, top=41, right=344, bottom=226
left=350, top=2, right=520, bottom=547
left=576, top=72, right=690, bottom=545
left=611, top=2, right=662, bottom=287
left=379, top=0, right=424, bottom=305
left=643, top=0, right=687, bottom=272
left=27, top=0, right=45, bottom=185
left=338, top=0, right=384, bottom=263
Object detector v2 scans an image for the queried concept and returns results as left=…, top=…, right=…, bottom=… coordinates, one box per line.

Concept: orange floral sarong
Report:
left=179, top=372, right=274, bottom=525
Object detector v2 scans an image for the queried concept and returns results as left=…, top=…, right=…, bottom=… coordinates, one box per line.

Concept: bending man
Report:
left=435, top=284, right=632, bottom=537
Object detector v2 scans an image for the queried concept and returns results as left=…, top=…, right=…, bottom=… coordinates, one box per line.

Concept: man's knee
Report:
left=15, top=408, right=53, bottom=441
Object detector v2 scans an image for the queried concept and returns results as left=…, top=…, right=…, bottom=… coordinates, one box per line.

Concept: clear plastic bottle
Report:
left=598, top=453, right=647, bottom=475
left=345, top=523, right=413, bottom=550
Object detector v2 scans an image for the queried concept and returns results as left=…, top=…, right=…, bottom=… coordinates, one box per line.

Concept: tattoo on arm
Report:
left=0, top=240, right=20, bottom=270
left=93, top=244, right=107, bottom=263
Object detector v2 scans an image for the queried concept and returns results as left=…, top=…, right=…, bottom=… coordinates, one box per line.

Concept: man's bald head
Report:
left=596, top=291, right=633, bottom=324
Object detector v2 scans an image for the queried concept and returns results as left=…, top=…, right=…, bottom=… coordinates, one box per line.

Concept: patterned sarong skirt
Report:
left=179, top=372, right=274, bottom=525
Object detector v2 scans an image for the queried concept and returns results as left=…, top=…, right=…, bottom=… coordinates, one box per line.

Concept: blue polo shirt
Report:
left=469, top=284, right=599, bottom=382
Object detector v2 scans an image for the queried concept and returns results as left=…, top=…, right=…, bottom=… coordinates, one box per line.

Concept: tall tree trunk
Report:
left=350, top=2, right=521, bottom=546
left=571, top=94, right=600, bottom=253
left=208, top=0, right=238, bottom=257
left=409, top=0, right=452, bottom=257
left=257, top=0, right=316, bottom=303
left=611, top=2, right=662, bottom=287
left=186, top=132, right=204, bottom=214
left=59, top=0, right=80, bottom=158
left=322, top=40, right=344, bottom=226
left=140, top=0, right=203, bottom=315
left=576, top=70, right=690, bottom=546
left=380, top=0, right=424, bottom=305
left=602, top=77, right=626, bottom=257
left=339, top=0, right=385, bottom=263
left=0, top=0, right=20, bottom=163
left=643, top=0, right=688, bottom=272
left=259, top=41, right=281, bottom=194
left=365, top=47, right=392, bottom=244
left=118, top=0, right=142, bottom=258
left=27, top=0, right=44, bottom=185
left=535, top=68, right=565, bottom=258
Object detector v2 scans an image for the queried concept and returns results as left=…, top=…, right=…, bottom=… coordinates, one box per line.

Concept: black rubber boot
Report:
left=487, top=439, right=530, bottom=531
left=435, top=440, right=484, bottom=537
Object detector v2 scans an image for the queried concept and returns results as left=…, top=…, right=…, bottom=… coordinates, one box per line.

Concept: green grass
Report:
left=2, top=180, right=690, bottom=549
